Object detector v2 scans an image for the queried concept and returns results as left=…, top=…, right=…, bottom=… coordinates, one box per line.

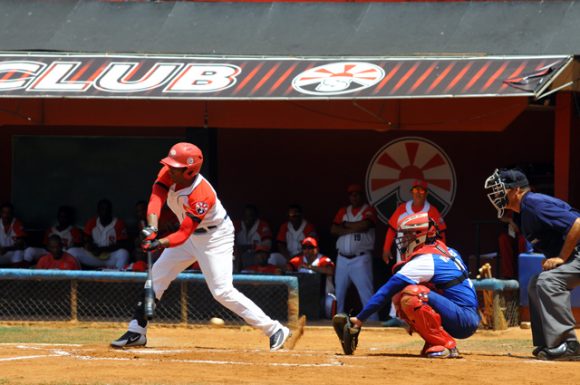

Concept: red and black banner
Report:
left=0, top=53, right=570, bottom=99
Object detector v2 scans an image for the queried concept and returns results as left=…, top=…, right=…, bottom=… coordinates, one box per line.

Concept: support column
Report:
left=554, top=92, right=572, bottom=201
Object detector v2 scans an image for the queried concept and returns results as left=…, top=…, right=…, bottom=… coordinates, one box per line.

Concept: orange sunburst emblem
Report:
left=292, top=62, right=385, bottom=96
left=365, top=137, right=456, bottom=224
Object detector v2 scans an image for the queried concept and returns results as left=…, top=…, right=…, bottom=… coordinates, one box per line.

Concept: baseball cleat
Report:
left=110, top=331, right=147, bottom=348
left=269, top=326, right=291, bottom=352
left=536, top=341, right=580, bottom=361
left=532, top=346, right=546, bottom=357
left=424, top=345, right=460, bottom=359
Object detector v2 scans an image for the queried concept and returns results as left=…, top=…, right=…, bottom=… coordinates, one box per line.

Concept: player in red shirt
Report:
left=382, top=179, right=447, bottom=326
left=24, top=205, right=84, bottom=264
left=287, top=237, right=336, bottom=318
left=383, top=179, right=447, bottom=263
left=36, top=234, right=81, bottom=270
left=241, top=245, right=282, bottom=275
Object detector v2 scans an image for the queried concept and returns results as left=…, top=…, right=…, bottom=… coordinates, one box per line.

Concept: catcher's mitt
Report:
left=332, top=313, right=360, bottom=355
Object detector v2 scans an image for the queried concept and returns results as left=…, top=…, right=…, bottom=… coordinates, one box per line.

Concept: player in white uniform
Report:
left=0, top=203, right=26, bottom=266
left=331, top=184, right=379, bottom=321
left=111, top=142, right=290, bottom=351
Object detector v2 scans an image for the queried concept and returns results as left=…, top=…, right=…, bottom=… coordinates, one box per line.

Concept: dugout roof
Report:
left=0, top=1, right=578, bottom=100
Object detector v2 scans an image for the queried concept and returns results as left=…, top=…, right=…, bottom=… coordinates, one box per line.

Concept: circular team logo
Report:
left=292, top=62, right=385, bottom=96
left=194, top=201, right=209, bottom=215
left=365, top=137, right=456, bottom=224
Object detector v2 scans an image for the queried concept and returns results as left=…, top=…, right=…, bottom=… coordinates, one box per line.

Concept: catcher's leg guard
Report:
left=397, top=285, right=456, bottom=352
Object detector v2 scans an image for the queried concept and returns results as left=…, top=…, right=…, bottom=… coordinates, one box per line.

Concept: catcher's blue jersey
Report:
left=357, top=246, right=480, bottom=337
left=396, top=247, right=478, bottom=308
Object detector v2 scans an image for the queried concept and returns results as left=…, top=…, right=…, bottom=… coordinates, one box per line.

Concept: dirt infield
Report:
left=0, top=324, right=579, bottom=385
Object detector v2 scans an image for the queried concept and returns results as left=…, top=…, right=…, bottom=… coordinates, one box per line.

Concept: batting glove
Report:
left=142, top=239, right=162, bottom=251
left=140, top=225, right=158, bottom=241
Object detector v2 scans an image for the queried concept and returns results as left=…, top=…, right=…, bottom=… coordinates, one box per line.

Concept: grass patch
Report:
left=0, top=325, right=119, bottom=344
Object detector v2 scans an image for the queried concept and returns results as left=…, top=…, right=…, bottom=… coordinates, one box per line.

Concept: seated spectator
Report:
left=24, top=205, right=84, bottom=264
left=75, top=199, right=130, bottom=270
left=36, top=234, right=80, bottom=270
left=287, top=237, right=336, bottom=318
left=241, top=245, right=282, bottom=275
left=234, top=204, right=273, bottom=271
left=497, top=211, right=532, bottom=279
left=271, top=204, right=317, bottom=266
left=0, top=202, right=27, bottom=267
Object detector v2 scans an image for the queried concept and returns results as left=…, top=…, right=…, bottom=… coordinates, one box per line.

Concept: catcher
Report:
left=333, top=212, right=480, bottom=358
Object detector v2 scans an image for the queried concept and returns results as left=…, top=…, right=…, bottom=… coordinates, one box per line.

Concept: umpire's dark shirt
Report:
left=517, top=192, right=580, bottom=258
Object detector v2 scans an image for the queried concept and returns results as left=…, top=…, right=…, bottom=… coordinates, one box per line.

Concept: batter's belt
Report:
left=193, top=214, right=229, bottom=234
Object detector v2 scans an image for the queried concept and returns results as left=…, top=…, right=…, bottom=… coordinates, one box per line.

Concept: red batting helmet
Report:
left=160, top=142, right=203, bottom=178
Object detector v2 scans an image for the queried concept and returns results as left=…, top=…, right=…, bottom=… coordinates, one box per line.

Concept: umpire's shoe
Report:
left=110, top=331, right=147, bottom=348
left=269, top=326, right=291, bottom=352
left=537, top=340, right=580, bottom=361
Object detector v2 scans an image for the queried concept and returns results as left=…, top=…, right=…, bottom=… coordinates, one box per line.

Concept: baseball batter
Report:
left=331, top=184, right=378, bottom=321
left=111, top=142, right=290, bottom=351
left=347, top=212, right=480, bottom=358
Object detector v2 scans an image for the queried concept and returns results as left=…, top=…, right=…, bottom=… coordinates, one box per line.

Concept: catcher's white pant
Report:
left=128, top=218, right=282, bottom=337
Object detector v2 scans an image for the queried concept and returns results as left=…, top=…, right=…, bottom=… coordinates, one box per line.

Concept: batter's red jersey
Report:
left=150, top=167, right=227, bottom=247
left=36, top=252, right=80, bottom=270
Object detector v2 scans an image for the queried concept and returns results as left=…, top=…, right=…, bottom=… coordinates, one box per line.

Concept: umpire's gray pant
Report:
left=528, top=249, right=580, bottom=348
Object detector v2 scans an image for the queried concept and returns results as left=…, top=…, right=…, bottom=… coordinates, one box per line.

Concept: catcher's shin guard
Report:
left=397, top=285, right=456, bottom=350
left=332, top=313, right=360, bottom=355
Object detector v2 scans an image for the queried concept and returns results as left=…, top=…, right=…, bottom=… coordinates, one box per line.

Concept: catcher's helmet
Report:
left=395, top=212, right=438, bottom=261
left=161, top=142, right=203, bottom=178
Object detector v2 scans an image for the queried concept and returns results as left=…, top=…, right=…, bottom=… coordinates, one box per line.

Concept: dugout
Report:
left=0, top=1, right=579, bottom=317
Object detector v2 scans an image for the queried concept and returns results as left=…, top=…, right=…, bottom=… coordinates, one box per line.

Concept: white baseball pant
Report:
left=128, top=218, right=282, bottom=337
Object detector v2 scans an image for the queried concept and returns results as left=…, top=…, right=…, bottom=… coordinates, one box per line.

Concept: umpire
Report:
left=485, top=169, right=580, bottom=361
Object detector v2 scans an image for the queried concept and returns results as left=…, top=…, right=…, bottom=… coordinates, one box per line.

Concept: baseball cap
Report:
left=411, top=179, right=428, bottom=190
left=301, top=237, right=318, bottom=248
left=499, top=169, right=529, bottom=189
left=347, top=184, right=363, bottom=194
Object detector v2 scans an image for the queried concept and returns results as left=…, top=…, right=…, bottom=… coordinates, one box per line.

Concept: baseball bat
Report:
left=144, top=251, right=155, bottom=320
